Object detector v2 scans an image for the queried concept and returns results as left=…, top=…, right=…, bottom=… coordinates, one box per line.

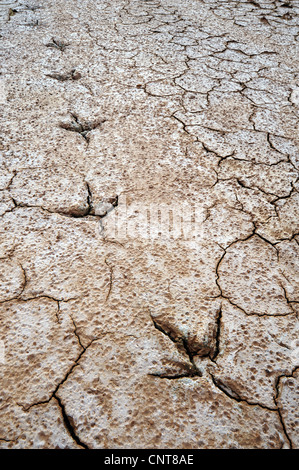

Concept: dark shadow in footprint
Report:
left=45, top=38, right=69, bottom=51
left=59, top=113, right=106, bottom=142
left=46, top=69, right=82, bottom=81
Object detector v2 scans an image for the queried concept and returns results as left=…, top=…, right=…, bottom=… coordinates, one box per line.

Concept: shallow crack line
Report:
left=20, top=294, right=79, bottom=303
left=149, top=371, right=199, bottom=380
left=19, top=263, right=27, bottom=297
left=9, top=192, right=119, bottom=223
left=69, top=314, right=84, bottom=350
left=0, top=437, right=17, bottom=443
left=56, top=300, right=61, bottom=323
left=247, top=227, right=280, bottom=255
left=0, top=170, right=17, bottom=191
left=266, top=133, right=285, bottom=156
left=236, top=177, right=297, bottom=204
left=7, top=294, right=61, bottom=323
left=54, top=395, right=89, bottom=449
left=216, top=295, right=294, bottom=318
left=271, top=232, right=299, bottom=245
left=22, top=338, right=98, bottom=412
left=170, top=112, right=198, bottom=139
left=0, top=263, right=27, bottom=304
left=8, top=200, right=101, bottom=220
left=0, top=294, right=79, bottom=311
left=214, top=248, right=227, bottom=298
left=202, top=201, right=217, bottom=223
left=219, top=152, right=289, bottom=168
left=0, top=200, right=18, bottom=218
left=276, top=406, right=293, bottom=449
left=18, top=338, right=98, bottom=447
left=214, top=231, right=280, bottom=300
left=271, top=182, right=298, bottom=208
left=104, top=258, right=113, bottom=302
left=274, top=366, right=299, bottom=449
left=209, top=373, right=277, bottom=412
left=254, top=232, right=279, bottom=256
left=279, top=284, right=296, bottom=314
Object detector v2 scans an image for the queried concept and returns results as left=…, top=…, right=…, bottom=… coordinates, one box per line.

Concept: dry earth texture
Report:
left=0, top=0, right=298, bottom=449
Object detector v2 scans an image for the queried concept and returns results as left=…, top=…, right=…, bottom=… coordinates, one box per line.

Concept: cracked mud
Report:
left=0, top=0, right=298, bottom=449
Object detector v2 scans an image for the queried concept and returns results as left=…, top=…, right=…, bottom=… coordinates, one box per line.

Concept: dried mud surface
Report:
left=0, top=0, right=298, bottom=449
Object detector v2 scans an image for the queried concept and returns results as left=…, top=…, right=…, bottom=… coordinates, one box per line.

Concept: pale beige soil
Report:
left=0, top=0, right=298, bottom=448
